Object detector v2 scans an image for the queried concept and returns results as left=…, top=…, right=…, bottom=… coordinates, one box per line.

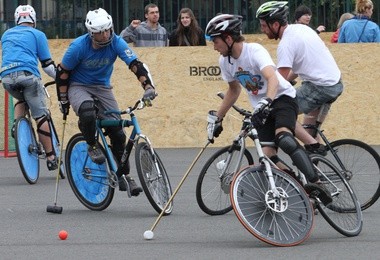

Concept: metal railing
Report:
left=0, top=0, right=379, bottom=39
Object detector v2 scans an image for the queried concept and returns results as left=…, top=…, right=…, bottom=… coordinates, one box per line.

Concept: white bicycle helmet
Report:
left=14, top=5, right=36, bottom=27
left=85, top=8, right=114, bottom=46
left=205, top=14, right=243, bottom=38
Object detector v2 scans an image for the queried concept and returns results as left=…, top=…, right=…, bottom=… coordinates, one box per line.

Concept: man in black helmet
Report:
left=205, top=13, right=332, bottom=206
left=257, top=1, right=343, bottom=156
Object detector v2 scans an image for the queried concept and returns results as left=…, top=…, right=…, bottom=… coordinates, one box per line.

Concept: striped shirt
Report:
left=120, top=21, right=169, bottom=47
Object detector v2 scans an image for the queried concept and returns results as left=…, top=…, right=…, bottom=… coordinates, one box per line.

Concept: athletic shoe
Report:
left=87, top=144, right=105, bottom=164
left=304, top=182, right=333, bottom=206
left=304, top=143, right=327, bottom=156
left=46, top=157, right=58, bottom=171
left=119, top=175, right=143, bottom=196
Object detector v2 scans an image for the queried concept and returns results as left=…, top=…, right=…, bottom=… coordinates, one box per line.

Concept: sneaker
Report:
left=304, top=182, right=333, bottom=206
left=46, top=157, right=58, bottom=171
left=87, top=144, right=105, bottom=164
left=119, top=175, right=143, bottom=196
left=305, top=143, right=327, bottom=156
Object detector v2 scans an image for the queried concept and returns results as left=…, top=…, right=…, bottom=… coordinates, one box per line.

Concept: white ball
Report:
left=143, top=230, right=154, bottom=240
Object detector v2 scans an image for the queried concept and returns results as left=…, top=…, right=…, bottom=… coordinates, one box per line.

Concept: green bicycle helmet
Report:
left=256, top=1, right=289, bottom=23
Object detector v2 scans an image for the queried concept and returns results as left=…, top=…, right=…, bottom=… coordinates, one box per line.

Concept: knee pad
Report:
left=78, top=101, right=97, bottom=145
left=275, top=131, right=318, bottom=182
left=107, top=126, right=126, bottom=162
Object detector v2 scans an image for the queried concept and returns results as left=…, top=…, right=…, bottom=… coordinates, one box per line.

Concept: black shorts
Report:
left=257, top=95, right=298, bottom=143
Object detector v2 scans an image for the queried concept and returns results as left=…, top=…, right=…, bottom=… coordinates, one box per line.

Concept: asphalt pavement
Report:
left=1, top=147, right=380, bottom=260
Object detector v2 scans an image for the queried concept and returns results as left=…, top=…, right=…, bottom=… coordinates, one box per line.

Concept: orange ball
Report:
left=58, top=230, right=68, bottom=240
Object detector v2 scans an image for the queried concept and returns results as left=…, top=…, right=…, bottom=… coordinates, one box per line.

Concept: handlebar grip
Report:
left=44, top=81, right=56, bottom=88
left=216, top=91, right=252, bottom=117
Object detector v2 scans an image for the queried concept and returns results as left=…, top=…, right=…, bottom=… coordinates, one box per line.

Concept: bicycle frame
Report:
left=96, top=100, right=163, bottom=180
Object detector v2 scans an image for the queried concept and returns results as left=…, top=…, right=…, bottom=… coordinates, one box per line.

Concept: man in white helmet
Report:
left=56, top=8, right=157, bottom=196
left=1, top=5, right=58, bottom=171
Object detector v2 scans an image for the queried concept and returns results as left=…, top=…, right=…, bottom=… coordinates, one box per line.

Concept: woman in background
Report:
left=338, top=0, right=379, bottom=43
left=169, top=8, right=206, bottom=46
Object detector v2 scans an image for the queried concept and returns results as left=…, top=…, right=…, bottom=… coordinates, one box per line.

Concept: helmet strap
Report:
left=267, top=21, right=281, bottom=40
left=222, top=36, right=236, bottom=65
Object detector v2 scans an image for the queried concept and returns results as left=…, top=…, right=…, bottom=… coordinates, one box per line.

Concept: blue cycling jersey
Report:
left=62, top=34, right=138, bottom=87
left=0, top=25, right=52, bottom=78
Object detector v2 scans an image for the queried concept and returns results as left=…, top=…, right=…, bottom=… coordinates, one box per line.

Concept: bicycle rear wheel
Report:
left=328, top=139, right=380, bottom=210
left=196, top=145, right=254, bottom=215
left=230, top=165, right=314, bottom=247
left=65, top=134, right=114, bottom=211
left=135, top=142, right=173, bottom=215
left=14, top=117, right=39, bottom=184
left=311, top=154, right=363, bottom=237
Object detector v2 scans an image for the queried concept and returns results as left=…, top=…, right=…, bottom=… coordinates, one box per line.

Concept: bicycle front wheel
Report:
left=311, top=154, right=363, bottom=237
left=231, top=165, right=314, bottom=247
left=196, top=145, right=254, bottom=215
left=328, top=139, right=380, bottom=210
left=135, top=142, right=173, bottom=215
left=65, top=134, right=114, bottom=211
left=14, top=117, right=39, bottom=184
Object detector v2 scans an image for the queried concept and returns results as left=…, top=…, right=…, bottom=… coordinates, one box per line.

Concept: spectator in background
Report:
left=331, top=13, right=355, bottom=43
left=120, top=3, right=168, bottom=47
left=294, top=4, right=325, bottom=34
left=338, top=0, right=380, bottom=43
left=169, top=8, right=206, bottom=46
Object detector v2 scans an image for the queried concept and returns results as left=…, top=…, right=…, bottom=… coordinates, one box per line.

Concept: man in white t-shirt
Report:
left=205, top=14, right=332, bottom=205
left=257, top=1, right=344, bottom=155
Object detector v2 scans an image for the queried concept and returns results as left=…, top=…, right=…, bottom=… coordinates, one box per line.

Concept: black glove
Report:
left=251, top=97, right=272, bottom=128
left=207, top=110, right=223, bottom=143
left=59, top=100, right=70, bottom=117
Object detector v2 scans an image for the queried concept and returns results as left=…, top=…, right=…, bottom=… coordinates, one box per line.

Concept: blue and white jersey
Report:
left=0, top=25, right=52, bottom=78
left=62, top=33, right=138, bottom=87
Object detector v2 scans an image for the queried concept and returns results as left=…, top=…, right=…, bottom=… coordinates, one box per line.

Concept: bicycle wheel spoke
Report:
left=231, top=166, right=314, bottom=246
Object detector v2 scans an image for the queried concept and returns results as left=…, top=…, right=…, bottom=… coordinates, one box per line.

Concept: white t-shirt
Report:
left=277, top=24, right=341, bottom=86
left=220, top=42, right=295, bottom=107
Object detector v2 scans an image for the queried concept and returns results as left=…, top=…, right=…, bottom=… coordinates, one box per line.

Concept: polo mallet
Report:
left=46, top=114, right=67, bottom=214
left=143, top=141, right=210, bottom=240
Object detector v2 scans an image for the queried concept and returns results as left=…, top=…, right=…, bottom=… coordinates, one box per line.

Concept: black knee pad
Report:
left=107, top=126, right=126, bottom=162
left=78, top=101, right=97, bottom=145
left=275, top=131, right=318, bottom=183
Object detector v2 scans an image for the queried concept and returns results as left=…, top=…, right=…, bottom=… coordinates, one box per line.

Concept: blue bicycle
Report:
left=65, top=98, right=173, bottom=214
left=14, top=81, right=65, bottom=184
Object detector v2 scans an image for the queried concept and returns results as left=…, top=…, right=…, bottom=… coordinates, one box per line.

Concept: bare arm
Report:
left=216, top=80, right=241, bottom=119
left=261, top=65, right=279, bottom=100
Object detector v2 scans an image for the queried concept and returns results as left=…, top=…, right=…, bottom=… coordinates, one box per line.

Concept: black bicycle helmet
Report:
left=256, top=1, right=289, bottom=23
left=205, top=14, right=243, bottom=38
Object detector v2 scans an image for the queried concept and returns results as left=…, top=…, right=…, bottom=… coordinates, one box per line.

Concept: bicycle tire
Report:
left=135, top=142, right=173, bottom=215
left=328, top=139, right=380, bottom=210
left=311, top=154, right=363, bottom=237
left=50, top=120, right=65, bottom=179
left=65, top=134, right=114, bottom=211
left=14, top=117, right=39, bottom=184
left=230, top=165, right=314, bottom=247
left=196, top=145, right=254, bottom=215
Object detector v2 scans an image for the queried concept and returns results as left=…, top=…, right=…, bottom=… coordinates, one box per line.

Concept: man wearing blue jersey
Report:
left=56, top=8, right=156, bottom=196
left=1, top=5, right=58, bottom=171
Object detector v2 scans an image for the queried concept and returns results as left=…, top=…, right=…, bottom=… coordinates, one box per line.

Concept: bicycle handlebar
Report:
left=104, top=97, right=153, bottom=116
left=216, top=92, right=252, bottom=117
left=44, top=81, right=56, bottom=88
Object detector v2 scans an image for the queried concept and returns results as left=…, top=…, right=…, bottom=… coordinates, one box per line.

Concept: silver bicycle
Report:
left=196, top=93, right=362, bottom=245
